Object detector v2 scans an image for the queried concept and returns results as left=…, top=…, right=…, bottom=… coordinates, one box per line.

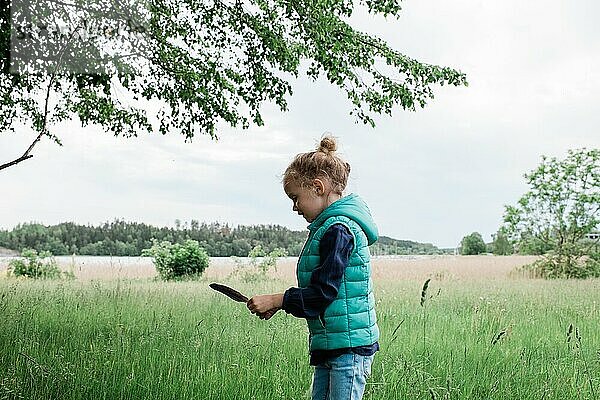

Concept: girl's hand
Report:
left=247, top=294, right=284, bottom=315
left=258, top=307, right=280, bottom=320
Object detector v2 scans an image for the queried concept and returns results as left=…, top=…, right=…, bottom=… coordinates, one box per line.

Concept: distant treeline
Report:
left=0, top=220, right=448, bottom=257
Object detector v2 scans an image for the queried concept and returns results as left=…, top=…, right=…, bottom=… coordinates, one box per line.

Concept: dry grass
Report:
left=0, top=255, right=539, bottom=282
left=371, top=255, right=540, bottom=281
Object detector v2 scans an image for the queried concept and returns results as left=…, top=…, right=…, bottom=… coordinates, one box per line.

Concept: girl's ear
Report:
left=312, top=178, right=326, bottom=195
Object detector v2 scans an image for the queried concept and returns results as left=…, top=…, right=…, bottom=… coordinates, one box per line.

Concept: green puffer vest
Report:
left=297, top=193, right=380, bottom=351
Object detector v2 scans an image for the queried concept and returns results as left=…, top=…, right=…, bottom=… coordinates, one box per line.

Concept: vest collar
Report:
left=307, top=193, right=378, bottom=245
left=307, top=193, right=358, bottom=231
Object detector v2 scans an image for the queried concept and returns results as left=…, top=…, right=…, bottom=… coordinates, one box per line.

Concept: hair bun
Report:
left=317, top=135, right=337, bottom=154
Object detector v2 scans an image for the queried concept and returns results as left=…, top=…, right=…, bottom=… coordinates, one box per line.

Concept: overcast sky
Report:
left=1, top=0, right=599, bottom=248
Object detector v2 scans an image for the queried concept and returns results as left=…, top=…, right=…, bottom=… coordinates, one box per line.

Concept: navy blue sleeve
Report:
left=282, top=224, right=354, bottom=319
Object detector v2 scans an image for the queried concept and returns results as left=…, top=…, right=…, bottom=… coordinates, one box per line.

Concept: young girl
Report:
left=247, top=136, right=380, bottom=400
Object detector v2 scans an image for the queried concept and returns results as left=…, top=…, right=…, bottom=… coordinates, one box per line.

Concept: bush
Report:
left=230, top=245, right=287, bottom=282
left=516, top=235, right=554, bottom=255
left=7, top=249, right=69, bottom=279
left=142, top=239, right=210, bottom=280
left=518, top=252, right=600, bottom=279
left=460, top=232, right=487, bottom=255
left=585, top=250, right=600, bottom=274
left=491, top=231, right=513, bottom=255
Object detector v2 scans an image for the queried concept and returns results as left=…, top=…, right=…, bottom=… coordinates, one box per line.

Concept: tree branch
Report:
left=1, top=23, right=81, bottom=172
left=0, top=153, right=35, bottom=171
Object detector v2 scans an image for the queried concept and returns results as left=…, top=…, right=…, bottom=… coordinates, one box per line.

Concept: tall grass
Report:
left=0, top=276, right=599, bottom=399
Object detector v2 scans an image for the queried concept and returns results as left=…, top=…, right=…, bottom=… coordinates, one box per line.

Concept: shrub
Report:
left=142, top=239, right=209, bottom=280
left=516, top=235, right=554, bottom=255
left=518, top=252, right=600, bottom=279
left=7, top=249, right=68, bottom=279
left=230, top=245, right=287, bottom=282
left=459, top=232, right=487, bottom=255
left=491, top=230, right=513, bottom=255
left=585, top=250, right=600, bottom=275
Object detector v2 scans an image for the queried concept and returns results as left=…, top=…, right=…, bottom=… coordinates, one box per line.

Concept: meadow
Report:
left=0, top=256, right=599, bottom=399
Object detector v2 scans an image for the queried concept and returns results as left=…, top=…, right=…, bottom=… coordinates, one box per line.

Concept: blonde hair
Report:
left=283, top=135, right=351, bottom=194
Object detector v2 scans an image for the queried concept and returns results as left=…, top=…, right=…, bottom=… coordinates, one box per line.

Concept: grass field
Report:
left=1, top=256, right=599, bottom=399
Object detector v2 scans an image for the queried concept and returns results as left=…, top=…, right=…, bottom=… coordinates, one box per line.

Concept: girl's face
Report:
left=284, top=180, right=329, bottom=223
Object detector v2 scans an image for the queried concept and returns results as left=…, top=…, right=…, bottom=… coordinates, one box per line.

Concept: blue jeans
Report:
left=311, top=353, right=374, bottom=400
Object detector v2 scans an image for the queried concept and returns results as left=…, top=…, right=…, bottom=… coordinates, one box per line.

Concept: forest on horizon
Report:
left=0, top=220, right=449, bottom=257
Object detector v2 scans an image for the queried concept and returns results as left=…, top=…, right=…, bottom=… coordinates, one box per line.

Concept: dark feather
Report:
left=209, top=283, right=249, bottom=302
